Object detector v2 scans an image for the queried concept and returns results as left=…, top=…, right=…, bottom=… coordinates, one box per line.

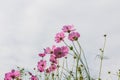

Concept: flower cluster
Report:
left=37, top=25, right=80, bottom=74
left=55, top=24, right=80, bottom=43
left=4, top=25, right=81, bottom=80
left=4, top=25, right=113, bottom=80
left=4, top=69, right=20, bottom=80
left=37, top=46, right=69, bottom=74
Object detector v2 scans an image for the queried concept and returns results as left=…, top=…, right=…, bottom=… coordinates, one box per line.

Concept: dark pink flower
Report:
left=50, top=54, right=57, bottom=64
left=44, top=45, right=56, bottom=54
left=55, top=32, right=65, bottom=43
left=37, top=60, right=46, bottom=72
left=68, top=32, right=80, bottom=41
left=54, top=46, right=69, bottom=58
left=4, top=69, right=20, bottom=80
left=28, top=72, right=38, bottom=80
left=38, top=53, right=46, bottom=57
left=62, top=25, right=75, bottom=33
left=4, top=72, right=11, bottom=80
left=30, top=75, right=38, bottom=80
left=49, top=64, right=57, bottom=72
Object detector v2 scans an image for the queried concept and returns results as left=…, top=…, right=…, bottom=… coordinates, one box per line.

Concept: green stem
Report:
left=60, top=58, right=65, bottom=80
left=98, top=55, right=103, bottom=80
left=98, top=35, right=107, bottom=79
left=57, top=60, right=60, bottom=80
left=76, top=55, right=80, bottom=80
left=72, top=41, right=79, bottom=80
left=60, top=66, right=75, bottom=79
left=72, top=58, right=75, bottom=72
left=72, top=41, right=79, bottom=54
left=77, top=40, right=91, bottom=80
left=79, top=58, right=90, bottom=80
left=63, top=40, right=77, bottom=56
left=63, top=40, right=69, bottom=47
left=66, top=58, right=69, bottom=70
left=52, top=73, right=55, bottom=80
left=76, top=41, right=82, bottom=57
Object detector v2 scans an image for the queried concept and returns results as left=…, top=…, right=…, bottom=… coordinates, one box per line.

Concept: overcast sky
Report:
left=0, top=0, right=120, bottom=79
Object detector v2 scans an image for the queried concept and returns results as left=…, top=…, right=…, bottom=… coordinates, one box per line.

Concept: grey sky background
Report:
left=0, top=0, right=120, bottom=79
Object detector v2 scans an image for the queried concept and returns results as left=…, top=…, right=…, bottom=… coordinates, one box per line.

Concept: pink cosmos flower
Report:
left=49, top=64, right=57, bottom=72
left=54, top=46, right=69, bottom=58
left=50, top=54, right=57, bottom=64
left=45, top=64, right=57, bottom=73
left=37, top=60, right=46, bottom=72
left=30, top=75, right=38, bottom=80
left=4, top=72, right=11, bottom=80
left=28, top=72, right=38, bottom=80
left=38, top=53, right=46, bottom=57
left=4, top=69, right=20, bottom=80
left=55, top=32, right=65, bottom=43
left=68, top=32, right=80, bottom=41
left=44, top=45, right=56, bottom=54
left=62, top=25, right=75, bottom=33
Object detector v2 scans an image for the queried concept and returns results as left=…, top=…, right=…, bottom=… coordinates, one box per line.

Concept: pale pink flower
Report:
left=55, top=32, right=65, bottom=43
left=68, top=32, right=80, bottom=41
left=38, top=53, right=46, bottom=57
left=44, top=45, right=56, bottom=54
left=37, top=60, right=46, bottom=72
left=50, top=54, right=57, bottom=64
left=62, top=25, right=75, bottom=33
left=4, top=69, right=20, bottom=80
left=45, top=64, right=57, bottom=73
left=54, top=46, right=69, bottom=58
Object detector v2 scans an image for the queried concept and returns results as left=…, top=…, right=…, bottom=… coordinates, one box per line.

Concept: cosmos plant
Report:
left=4, top=25, right=120, bottom=80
